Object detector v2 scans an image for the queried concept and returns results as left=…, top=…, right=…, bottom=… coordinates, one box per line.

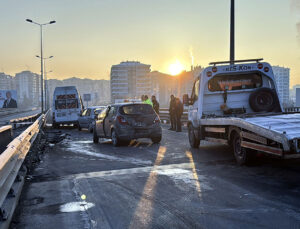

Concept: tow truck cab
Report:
left=184, top=59, right=282, bottom=123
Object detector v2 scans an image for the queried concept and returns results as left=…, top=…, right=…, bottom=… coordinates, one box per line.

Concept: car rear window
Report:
left=94, top=108, right=104, bottom=114
left=120, top=104, right=154, bottom=115
left=208, top=73, right=262, bottom=92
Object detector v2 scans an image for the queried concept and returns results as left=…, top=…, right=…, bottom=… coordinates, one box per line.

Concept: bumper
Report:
left=116, top=125, right=162, bottom=140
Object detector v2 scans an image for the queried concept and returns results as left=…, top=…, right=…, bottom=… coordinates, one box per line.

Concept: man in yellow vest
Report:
left=143, top=95, right=153, bottom=107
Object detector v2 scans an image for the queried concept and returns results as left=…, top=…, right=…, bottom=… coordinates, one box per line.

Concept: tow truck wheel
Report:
left=233, top=133, right=254, bottom=165
left=188, top=124, right=200, bottom=148
left=93, top=127, right=99, bottom=144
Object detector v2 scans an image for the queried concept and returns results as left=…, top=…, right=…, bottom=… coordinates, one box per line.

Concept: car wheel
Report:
left=188, top=124, right=200, bottom=148
left=151, top=135, right=162, bottom=144
left=93, top=127, right=99, bottom=144
left=232, top=133, right=255, bottom=165
left=111, top=129, right=121, bottom=147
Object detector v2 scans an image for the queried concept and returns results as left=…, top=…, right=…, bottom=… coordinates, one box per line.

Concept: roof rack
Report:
left=209, top=58, right=264, bottom=66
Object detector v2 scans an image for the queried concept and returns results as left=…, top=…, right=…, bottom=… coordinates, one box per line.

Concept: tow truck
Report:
left=183, top=59, right=300, bottom=165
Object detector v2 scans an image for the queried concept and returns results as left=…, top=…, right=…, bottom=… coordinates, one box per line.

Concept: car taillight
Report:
left=207, top=71, right=212, bottom=77
left=117, top=115, right=128, bottom=125
left=258, top=63, right=263, bottom=69
left=153, top=116, right=160, bottom=123
left=212, top=67, right=218, bottom=73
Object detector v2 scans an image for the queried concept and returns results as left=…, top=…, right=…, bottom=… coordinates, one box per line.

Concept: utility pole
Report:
left=230, top=0, right=235, bottom=64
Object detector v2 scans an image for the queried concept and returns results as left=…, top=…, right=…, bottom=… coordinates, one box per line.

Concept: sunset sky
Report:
left=1, top=0, right=300, bottom=86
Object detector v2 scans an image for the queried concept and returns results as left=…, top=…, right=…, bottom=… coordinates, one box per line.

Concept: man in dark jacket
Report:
left=151, top=95, right=159, bottom=114
left=175, top=97, right=183, bottom=132
left=169, top=95, right=176, bottom=130
left=2, top=91, right=17, bottom=108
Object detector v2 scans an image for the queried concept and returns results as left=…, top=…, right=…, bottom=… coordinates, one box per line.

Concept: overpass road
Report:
left=11, top=126, right=300, bottom=229
left=0, top=109, right=41, bottom=127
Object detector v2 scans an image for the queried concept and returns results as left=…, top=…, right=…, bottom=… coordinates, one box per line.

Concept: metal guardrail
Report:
left=9, top=113, right=41, bottom=130
left=0, top=112, right=47, bottom=228
left=159, top=108, right=188, bottom=124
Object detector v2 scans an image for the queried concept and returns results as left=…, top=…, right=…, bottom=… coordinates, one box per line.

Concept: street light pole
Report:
left=36, top=55, right=53, bottom=111
left=230, top=0, right=235, bottom=64
left=26, top=19, right=56, bottom=113
left=40, top=24, right=44, bottom=113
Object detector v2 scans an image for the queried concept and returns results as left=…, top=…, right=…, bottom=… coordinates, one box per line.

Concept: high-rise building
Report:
left=0, top=73, right=13, bottom=90
left=14, top=71, right=41, bottom=106
left=272, top=66, right=290, bottom=106
left=110, top=61, right=151, bottom=103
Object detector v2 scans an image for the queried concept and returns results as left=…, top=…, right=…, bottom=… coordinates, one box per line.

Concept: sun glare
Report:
left=169, top=60, right=185, bottom=76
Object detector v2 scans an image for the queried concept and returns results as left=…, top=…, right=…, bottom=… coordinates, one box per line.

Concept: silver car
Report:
left=93, top=103, right=162, bottom=146
left=78, top=106, right=105, bottom=132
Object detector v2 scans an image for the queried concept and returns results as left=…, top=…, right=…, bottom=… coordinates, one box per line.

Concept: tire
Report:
left=93, top=127, right=99, bottom=144
left=249, top=88, right=277, bottom=112
left=232, top=133, right=255, bottom=165
left=111, top=129, right=121, bottom=147
left=151, top=135, right=162, bottom=144
left=78, top=123, right=82, bottom=131
left=188, top=124, right=200, bottom=148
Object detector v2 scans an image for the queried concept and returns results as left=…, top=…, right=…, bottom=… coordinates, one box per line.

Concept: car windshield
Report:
left=120, top=104, right=154, bottom=115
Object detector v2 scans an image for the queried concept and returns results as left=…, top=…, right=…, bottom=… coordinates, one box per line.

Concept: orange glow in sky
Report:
left=168, top=60, right=185, bottom=76
left=1, top=0, right=300, bottom=86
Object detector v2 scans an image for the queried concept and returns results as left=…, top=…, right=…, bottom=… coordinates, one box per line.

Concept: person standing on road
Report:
left=169, top=95, right=176, bottom=130
left=143, top=95, right=153, bottom=107
left=151, top=95, right=159, bottom=114
left=175, top=97, right=183, bottom=132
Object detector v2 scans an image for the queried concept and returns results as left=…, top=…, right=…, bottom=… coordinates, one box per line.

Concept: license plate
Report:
left=136, top=122, right=143, bottom=127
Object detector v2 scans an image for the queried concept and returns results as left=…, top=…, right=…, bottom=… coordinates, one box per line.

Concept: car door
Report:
left=190, top=79, right=200, bottom=127
left=78, top=109, right=87, bottom=127
left=95, top=108, right=108, bottom=137
left=85, top=108, right=93, bottom=127
left=104, top=106, right=116, bottom=137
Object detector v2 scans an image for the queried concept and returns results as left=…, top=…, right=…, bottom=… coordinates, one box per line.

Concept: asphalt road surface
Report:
left=12, top=125, right=300, bottom=229
left=0, top=109, right=40, bottom=126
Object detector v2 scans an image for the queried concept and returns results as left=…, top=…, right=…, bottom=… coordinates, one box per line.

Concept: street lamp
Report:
left=26, top=19, right=56, bottom=113
left=36, top=55, right=53, bottom=111
left=230, top=0, right=235, bottom=64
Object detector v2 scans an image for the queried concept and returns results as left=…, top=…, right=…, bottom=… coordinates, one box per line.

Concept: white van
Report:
left=52, top=86, right=83, bottom=127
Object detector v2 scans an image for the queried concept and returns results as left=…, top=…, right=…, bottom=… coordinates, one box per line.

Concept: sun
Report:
left=169, top=60, right=185, bottom=76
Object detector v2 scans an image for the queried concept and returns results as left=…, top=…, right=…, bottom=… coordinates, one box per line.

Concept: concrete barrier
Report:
left=0, top=126, right=12, bottom=153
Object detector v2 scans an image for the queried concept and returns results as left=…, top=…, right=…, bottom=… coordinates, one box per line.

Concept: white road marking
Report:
left=63, top=163, right=192, bottom=180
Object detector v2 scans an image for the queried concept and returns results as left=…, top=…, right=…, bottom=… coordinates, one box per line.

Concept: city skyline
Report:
left=1, top=0, right=300, bottom=86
